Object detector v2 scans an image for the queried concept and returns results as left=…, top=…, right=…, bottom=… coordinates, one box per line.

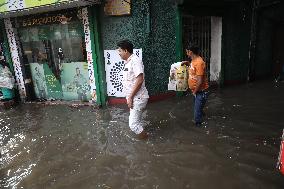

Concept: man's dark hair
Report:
left=117, top=40, right=133, bottom=54
left=186, top=43, right=200, bottom=55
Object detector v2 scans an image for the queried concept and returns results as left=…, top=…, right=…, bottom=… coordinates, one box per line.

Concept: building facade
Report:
left=0, top=0, right=282, bottom=106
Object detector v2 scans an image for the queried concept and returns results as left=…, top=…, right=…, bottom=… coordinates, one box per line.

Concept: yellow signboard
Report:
left=104, top=0, right=131, bottom=16
left=0, top=0, right=69, bottom=13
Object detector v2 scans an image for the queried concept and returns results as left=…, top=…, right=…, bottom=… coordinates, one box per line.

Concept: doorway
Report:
left=182, top=15, right=211, bottom=79
left=272, top=25, right=284, bottom=80
left=182, top=15, right=222, bottom=83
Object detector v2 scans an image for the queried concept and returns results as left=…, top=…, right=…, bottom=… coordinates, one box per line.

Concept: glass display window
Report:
left=14, top=9, right=91, bottom=101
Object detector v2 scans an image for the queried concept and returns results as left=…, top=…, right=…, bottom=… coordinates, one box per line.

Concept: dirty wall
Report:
left=98, top=0, right=177, bottom=95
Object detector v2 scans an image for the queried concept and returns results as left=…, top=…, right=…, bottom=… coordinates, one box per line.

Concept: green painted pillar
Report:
left=88, top=7, right=107, bottom=106
left=175, top=6, right=183, bottom=62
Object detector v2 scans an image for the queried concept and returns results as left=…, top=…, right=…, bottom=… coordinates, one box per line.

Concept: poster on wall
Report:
left=31, top=62, right=63, bottom=100
left=104, top=49, right=142, bottom=97
left=29, top=63, right=48, bottom=99
left=42, top=63, right=63, bottom=99
left=30, top=62, right=91, bottom=101
left=61, top=62, right=91, bottom=101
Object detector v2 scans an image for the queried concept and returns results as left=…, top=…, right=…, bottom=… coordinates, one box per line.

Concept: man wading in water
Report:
left=117, top=40, right=149, bottom=139
left=182, top=44, right=209, bottom=127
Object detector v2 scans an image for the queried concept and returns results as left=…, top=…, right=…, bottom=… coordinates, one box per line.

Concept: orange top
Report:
left=188, top=56, right=209, bottom=92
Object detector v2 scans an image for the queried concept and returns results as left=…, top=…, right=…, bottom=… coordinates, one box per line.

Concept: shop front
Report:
left=0, top=1, right=102, bottom=104
left=16, top=9, right=92, bottom=101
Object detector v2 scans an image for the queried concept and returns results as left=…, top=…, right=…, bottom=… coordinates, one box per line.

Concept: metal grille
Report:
left=182, top=15, right=211, bottom=79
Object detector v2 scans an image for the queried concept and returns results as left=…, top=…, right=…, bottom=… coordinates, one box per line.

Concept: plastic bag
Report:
left=168, top=62, right=188, bottom=91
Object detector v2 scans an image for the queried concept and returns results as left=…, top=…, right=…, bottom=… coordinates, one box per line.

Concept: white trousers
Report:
left=129, top=98, right=148, bottom=134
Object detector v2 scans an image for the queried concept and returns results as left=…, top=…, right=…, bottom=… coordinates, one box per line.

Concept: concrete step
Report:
left=0, top=99, right=15, bottom=110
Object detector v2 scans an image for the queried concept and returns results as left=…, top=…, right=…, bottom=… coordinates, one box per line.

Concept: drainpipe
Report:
left=247, top=0, right=280, bottom=82
left=145, top=0, right=151, bottom=35
left=175, top=3, right=183, bottom=62
left=248, top=0, right=260, bottom=82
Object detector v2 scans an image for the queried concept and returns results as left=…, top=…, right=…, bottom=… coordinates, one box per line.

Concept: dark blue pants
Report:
left=193, top=91, right=208, bottom=125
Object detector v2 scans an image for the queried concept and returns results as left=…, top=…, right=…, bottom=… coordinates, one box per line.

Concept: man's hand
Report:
left=192, top=75, right=203, bottom=97
left=181, top=61, right=189, bottom=66
left=128, top=73, right=144, bottom=109
left=127, top=97, right=133, bottom=109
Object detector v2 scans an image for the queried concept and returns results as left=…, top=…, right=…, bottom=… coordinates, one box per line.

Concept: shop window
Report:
left=15, top=10, right=91, bottom=102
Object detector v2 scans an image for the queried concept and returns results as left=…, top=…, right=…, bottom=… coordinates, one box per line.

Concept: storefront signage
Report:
left=21, top=15, right=73, bottom=27
left=104, top=0, right=131, bottom=16
left=15, top=9, right=80, bottom=28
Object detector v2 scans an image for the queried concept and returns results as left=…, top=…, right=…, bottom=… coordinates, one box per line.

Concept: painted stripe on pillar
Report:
left=4, top=18, right=26, bottom=98
left=82, top=8, right=97, bottom=102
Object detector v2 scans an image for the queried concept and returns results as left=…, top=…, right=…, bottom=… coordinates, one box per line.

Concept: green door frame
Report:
left=88, top=7, right=107, bottom=107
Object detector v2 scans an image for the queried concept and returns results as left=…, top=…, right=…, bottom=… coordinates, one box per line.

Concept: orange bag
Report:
left=277, top=129, right=284, bottom=175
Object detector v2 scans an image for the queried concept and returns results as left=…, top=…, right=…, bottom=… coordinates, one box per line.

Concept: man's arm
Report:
left=127, top=73, right=144, bottom=108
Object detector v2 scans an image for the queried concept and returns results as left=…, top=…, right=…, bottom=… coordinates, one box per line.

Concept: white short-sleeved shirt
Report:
left=122, top=54, right=149, bottom=99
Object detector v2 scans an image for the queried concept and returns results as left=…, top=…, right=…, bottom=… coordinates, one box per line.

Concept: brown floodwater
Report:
left=0, top=79, right=284, bottom=189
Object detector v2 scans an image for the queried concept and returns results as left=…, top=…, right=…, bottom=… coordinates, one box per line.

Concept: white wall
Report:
left=210, top=17, right=222, bottom=83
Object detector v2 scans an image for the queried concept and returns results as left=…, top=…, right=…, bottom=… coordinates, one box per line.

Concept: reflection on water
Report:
left=1, top=80, right=284, bottom=189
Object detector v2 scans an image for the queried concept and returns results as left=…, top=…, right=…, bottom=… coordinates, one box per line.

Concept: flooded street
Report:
left=1, top=80, right=284, bottom=189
